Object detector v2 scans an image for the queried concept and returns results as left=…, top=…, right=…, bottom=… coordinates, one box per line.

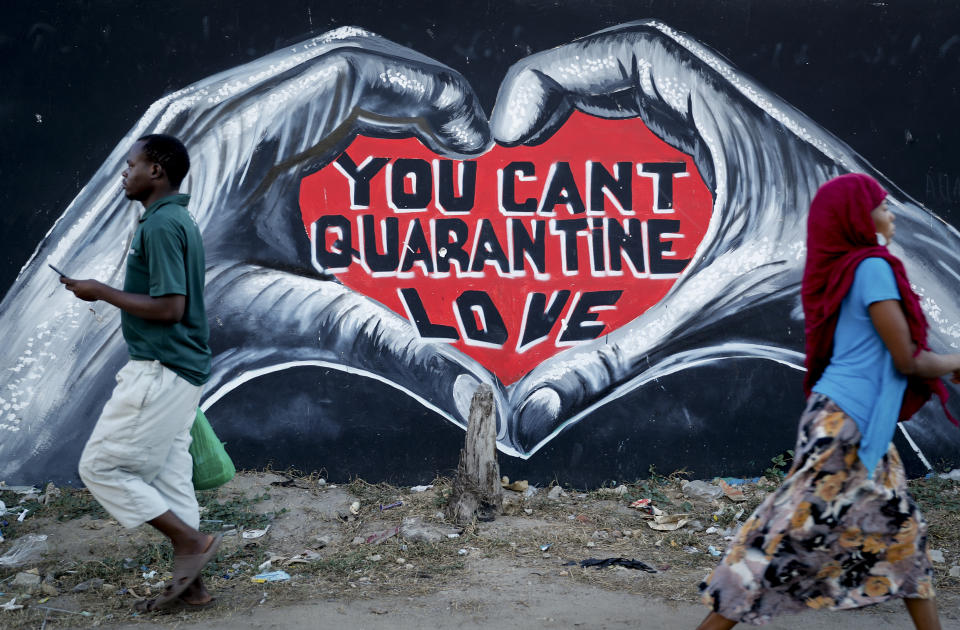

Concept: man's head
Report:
left=121, top=134, right=190, bottom=202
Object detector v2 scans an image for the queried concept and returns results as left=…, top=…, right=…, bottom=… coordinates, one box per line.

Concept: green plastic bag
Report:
left=189, top=408, right=235, bottom=490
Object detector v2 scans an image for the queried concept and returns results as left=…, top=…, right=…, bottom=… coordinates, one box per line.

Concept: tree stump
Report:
left=446, top=384, right=503, bottom=524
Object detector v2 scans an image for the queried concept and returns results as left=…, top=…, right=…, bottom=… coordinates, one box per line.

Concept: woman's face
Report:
left=871, top=199, right=895, bottom=244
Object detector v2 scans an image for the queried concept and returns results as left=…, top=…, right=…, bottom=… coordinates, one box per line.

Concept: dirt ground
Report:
left=2, top=470, right=960, bottom=629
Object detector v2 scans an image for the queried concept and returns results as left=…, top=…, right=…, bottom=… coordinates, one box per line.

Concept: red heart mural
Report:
left=299, top=112, right=712, bottom=384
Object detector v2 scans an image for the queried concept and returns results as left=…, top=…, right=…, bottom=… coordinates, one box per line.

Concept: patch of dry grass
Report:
left=3, top=472, right=959, bottom=629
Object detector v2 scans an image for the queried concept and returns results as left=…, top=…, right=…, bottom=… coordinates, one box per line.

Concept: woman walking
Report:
left=697, top=174, right=960, bottom=629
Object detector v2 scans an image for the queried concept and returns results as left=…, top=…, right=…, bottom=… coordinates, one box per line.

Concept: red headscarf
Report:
left=802, top=173, right=955, bottom=424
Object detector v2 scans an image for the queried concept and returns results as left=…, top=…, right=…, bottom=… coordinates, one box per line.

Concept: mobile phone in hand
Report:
left=48, top=263, right=69, bottom=277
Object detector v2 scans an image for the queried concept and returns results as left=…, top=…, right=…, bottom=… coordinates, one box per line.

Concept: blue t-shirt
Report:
left=812, top=257, right=906, bottom=476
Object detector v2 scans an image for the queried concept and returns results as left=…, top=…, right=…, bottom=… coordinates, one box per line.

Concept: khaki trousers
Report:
left=79, top=360, right=203, bottom=529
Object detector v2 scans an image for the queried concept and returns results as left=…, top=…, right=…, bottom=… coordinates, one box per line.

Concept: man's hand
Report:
left=60, top=277, right=106, bottom=302
left=60, top=276, right=184, bottom=323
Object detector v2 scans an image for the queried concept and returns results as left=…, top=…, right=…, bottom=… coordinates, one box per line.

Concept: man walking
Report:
left=61, top=134, right=219, bottom=611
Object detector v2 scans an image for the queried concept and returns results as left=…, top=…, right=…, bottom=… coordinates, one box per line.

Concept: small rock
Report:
left=611, top=530, right=623, bottom=538
left=559, top=570, right=569, bottom=576
left=396, top=557, right=406, bottom=564
left=349, top=501, right=361, bottom=515
left=622, top=529, right=633, bottom=537
left=523, top=508, right=533, bottom=515
left=929, top=549, right=946, bottom=564
left=404, top=563, right=414, bottom=569
left=705, top=526, right=719, bottom=534
left=350, top=536, right=364, bottom=546
left=547, top=486, right=565, bottom=500
left=949, top=565, right=960, bottom=578
left=400, top=517, right=462, bottom=543
left=12, top=572, right=41, bottom=589
left=586, top=541, right=596, bottom=548
left=688, top=520, right=705, bottom=532
left=315, top=534, right=334, bottom=547
left=100, top=582, right=116, bottom=593
left=72, top=578, right=104, bottom=593
left=40, top=583, right=59, bottom=596
left=318, top=478, right=327, bottom=487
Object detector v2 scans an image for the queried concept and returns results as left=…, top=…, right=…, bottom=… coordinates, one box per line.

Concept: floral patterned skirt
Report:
left=700, top=393, right=935, bottom=625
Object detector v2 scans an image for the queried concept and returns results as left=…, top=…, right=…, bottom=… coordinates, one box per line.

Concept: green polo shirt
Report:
left=121, top=194, right=211, bottom=385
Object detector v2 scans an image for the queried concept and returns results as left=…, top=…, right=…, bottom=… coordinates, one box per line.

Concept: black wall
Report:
left=3, top=0, right=959, bottom=484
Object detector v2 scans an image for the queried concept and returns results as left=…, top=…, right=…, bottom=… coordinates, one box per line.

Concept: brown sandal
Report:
left=136, top=534, right=223, bottom=612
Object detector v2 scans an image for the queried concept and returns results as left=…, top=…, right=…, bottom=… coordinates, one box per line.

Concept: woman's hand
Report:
left=870, top=299, right=960, bottom=378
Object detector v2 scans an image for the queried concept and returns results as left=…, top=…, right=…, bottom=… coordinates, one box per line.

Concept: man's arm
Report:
left=61, top=277, right=185, bottom=323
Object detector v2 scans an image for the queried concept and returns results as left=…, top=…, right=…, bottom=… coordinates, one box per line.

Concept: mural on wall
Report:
left=2, top=21, right=959, bottom=483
